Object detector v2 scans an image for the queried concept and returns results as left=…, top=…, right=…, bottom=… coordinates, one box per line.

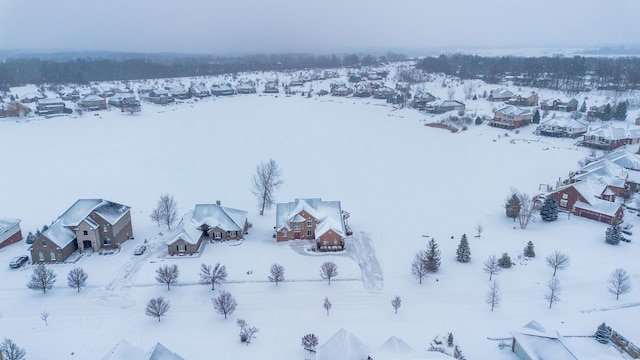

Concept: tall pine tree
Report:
left=532, top=109, right=540, bottom=124
left=614, top=101, right=627, bottom=121
left=425, top=238, right=441, bottom=272
left=456, top=234, right=471, bottom=263
left=580, top=100, right=587, bottom=113
left=605, top=223, right=621, bottom=245
left=505, top=193, right=521, bottom=222
left=523, top=241, right=535, bottom=258
left=540, top=196, right=559, bottom=222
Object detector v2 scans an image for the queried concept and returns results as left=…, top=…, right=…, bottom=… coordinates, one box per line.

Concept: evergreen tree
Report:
left=497, top=253, right=512, bottom=268
left=425, top=238, right=441, bottom=272
left=505, top=193, right=521, bottom=221
left=475, top=116, right=482, bottom=125
left=532, top=109, right=540, bottom=124
left=540, top=196, right=559, bottom=222
left=614, top=101, right=627, bottom=121
left=595, top=322, right=612, bottom=344
left=455, top=234, right=471, bottom=263
left=605, top=223, right=621, bottom=245
left=447, top=332, right=454, bottom=347
left=580, top=100, right=587, bottom=113
left=603, top=103, right=612, bottom=120
left=523, top=241, right=535, bottom=258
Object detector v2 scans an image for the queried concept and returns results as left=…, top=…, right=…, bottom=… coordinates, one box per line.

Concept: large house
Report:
left=506, top=92, right=539, bottom=107
left=78, top=94, right=107, bottom=111
left=540, top=98, right=578, bottom=112
left=423, top=99, right=465, bottom=114
left=29, top=199, right=133, bottom=263
left=536, top=116, right=588, bottom=138
left=166, top=202, right=249, bottom=256
left=275, top=198, right=346, bottom=251
left=489, top=106, right=533, bottom=129
left=211, top=83, right=236, bottom=96
left=0, top=218, right=22, bottom=249
left=580, top=124, right=640, bottom=151
left=411, top=91, right=437, bottom=109
left=36, top=98, right=67, bottom=115
left=487, top=88, right=514, bottom=102
left=551, top=180, right=624, bottom=224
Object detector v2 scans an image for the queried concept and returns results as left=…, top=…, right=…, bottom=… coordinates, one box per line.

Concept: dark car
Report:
left=9, top=255, right=29, bottom=268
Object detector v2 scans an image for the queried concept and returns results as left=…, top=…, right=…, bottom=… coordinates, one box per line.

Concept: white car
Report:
left=134, top=245, right=146, bottom=255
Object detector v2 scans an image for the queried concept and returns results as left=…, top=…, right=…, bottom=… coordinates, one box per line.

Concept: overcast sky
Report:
left=1, top=0, right=639, bottom=55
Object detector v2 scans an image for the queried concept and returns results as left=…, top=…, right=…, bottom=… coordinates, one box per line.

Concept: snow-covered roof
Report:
left=573, top=199, right=622, bottom=217
left=598, top=149, right=640, bottom=171
left=374, top=336, right=413, bottom=359
left=192, top=204, right=247, bottom=232
left=574, top=159, right=628, bottom=187
left=110, top=93, right=136, bottom=101
left=102, top=339, right=145, bottom=360
left=490, top=88, right=513, bottom=98
left=81, top=94, right=105, bottom=102
left=585, top=124, right=630, bottom=141
left=495, top=105, right=532, bottom=116
left=317, top=328, right=369, bottom=360
left=168, top=210, right=205, bottom=245
left=37, top=98, right=65, bottom=105
left=276, top=198, right=344, bottom=233
left=144, top=342, right=185, bottom=360
left=58, top=199, right=130, bottom=227
left=316, top=216, right=345, bottom=237
left=539, top=116, right=587, bottom=129
left=0, top=218, right=21, bottom=234
left=42, top=220, right=76, bottom=248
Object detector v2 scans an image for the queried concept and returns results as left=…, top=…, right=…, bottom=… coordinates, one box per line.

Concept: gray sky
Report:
left=1, top=0, right=639, bottom=55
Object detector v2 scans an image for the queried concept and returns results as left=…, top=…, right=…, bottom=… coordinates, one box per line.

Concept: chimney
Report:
left=216, top=200, right=221, bottom=206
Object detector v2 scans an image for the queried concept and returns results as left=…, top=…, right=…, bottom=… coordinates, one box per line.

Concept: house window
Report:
left=42, top=240, right=47, bottom=247
left=83, top=230, right=88, bottom=235
left=282, top=230, right=287, bottom=237
left=214, top=232, right=222, bottom=239
left=103, top=225, right=108, bottom=233
left=293, top=223, right=301, bottom=230
left=39, top=251, right=44, bottom=261
left=560, top=199, right=568, bottom=207
left=177, top=244, right=186, bottom=252
left=50, top=252, right=56, bottom=261
left=306, top=219, right=313, bottom=227
left=562, top=193, right=568, bottom=200
left=307, top=230, right=313, bottom=237
left=103, top=237, right=111, bottom=245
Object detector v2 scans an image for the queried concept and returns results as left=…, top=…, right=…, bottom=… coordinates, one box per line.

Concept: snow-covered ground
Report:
left=1, top=74, right=639, bottom=360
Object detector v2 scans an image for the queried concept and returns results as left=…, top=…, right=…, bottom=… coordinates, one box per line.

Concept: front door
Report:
left=294, top=232, right=301, bottom=239
left=82, top=240, right=93, bottom=252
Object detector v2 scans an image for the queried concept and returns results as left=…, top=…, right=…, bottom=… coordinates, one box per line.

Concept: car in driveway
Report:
left=9, top=255, right=29, bottom=268
left=134, top=245, right=146, bottom=255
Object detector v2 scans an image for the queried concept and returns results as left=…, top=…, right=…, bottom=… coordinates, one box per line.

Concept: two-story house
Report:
left=275, top=198, right=346, bottom=251
left=29, top=199, right=133, bottom=263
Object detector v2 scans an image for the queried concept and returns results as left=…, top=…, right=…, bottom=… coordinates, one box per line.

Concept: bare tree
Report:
left=236, top=319, right=259, bottom=345
left=544, top=277, right=561, bottom=309
left=150, top=193, right=178, bottom=230
left=545, top=250, right=570, bottom=276
left=145, top=296, right=170, bottom=322
left=475, top=223, right=484, bottom=238
left=391, top=295, right=402, bottom=314
left=485, top=281, right=501, bottom=312
left=251, top=159, right=284, bottom=215
left=155, top=264, right=179, bottom=290
left=463, top=81, right=475, bottom=100
left=517, top=192, right=535, bottom=229
left=483, top=255, right=501, bottom=281
left=320, top=261, right=339, bottom=285
left=301, top=333, right=319, bottom=355
left=411, top=250, right=428, bottom=284
left=268, top=263, right=285, bottom=286
left=199, top=263, right=228, bottom=290
left=27, top=264, right=57, bottom=293
left=67, top=267, right=88, bottom=292
left=323, top=297, right=332, bottom=315
left=608, top=268, right=632, bottom=300
left=0, top=338, right=26, bottom=360
left=212, top=290, right=237, bottom=319
left=40, top=310, right=50, bottom=326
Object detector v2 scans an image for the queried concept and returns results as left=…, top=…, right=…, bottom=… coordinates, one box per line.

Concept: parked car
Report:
left=345, top=224, right=353, bottom=236
left=9, top=255, right=29, bottom=268
left=134, top=245, right=146, bottom=255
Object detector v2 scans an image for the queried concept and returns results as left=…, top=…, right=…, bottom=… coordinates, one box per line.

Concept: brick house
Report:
left=536, top=116, right=588, bottom=138
left=411, top=91, right=437, bottom=109
left=505, top=92, right=538, bottom=106
left=489, top=105, right=533, bottom=129
left=580, top=124, right=640, bottom=151
left=29, top=199, right=133, bottom=263
left=78, top=94, right=107, bottom=111
left=275, top=198, right=346, bottom=251
left=167, top=203, right=248, bottom=256
left=211, top=83, right=236, bottom=96
left=0, top=218, right=22, bottom=249
left=36, top=98, right=67, bottom=115
left=540, top=98, right=579, bottom=112
left=487, top=88, right=514, bottom=102
left=551, top=180, right=624, bottom=224
left=423, top=99, right=466, bottom=114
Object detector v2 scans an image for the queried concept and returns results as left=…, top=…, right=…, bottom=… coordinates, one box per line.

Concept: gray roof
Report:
left=58, top=199, right=130, bottom=227
left=193, top=204, right=247, bottom=232
left=275, top=198, right=344, bottom=233
left=0, top=218, right=21, bottom=235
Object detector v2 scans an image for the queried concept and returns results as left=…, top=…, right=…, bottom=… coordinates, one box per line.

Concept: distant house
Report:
left=331, top=82, right=353, bottom=97
left=168, top=85, right=190, bottom=100
left=551, top=180, right=624, bottom=224
left=0, top=101, right=31, bottom=117
left=236, top=82, right=257, bottom=94
left=189, top=82, right=210, bottom=97
left=511, top=321, right=626, bottom=360
left=489, top=105, right=533, bottom=129
left=78, top=94, right=107, bottom=111
left=487, top=88, right=514, bottom=102
left=289, top=77, right=305, bottom=87
left=373, top=86, right=396, bottom=99
left=210, top=83, right=236, bottom=96
left=264, top=81, right=279, bottom=93
left=144, top=89, right=174, bottom=105
left=275, top=198, right=346, bottom=251
left=506, top=92, right=538, bottom=106
left=103, top=339, right=185, bottom=360
left=540, top=98, right=578, bottom=112
left=411, top=91, right=437, bottom=109
left=580, top=124, right=640, bottom=151
left=353, top=82, right=373, bottom=97
left=395, top=82, right=410, bottom=92
left=36, top=98, right=67, bottom=115
left=29, top=199, right=133, bottom=263
left=588, top=103, right=618, bottom=120
left=536, top=116, right=588, bottom=138
left=61, top=90, right=81, bottom=101
left=0, top=218, right=22, bottom=249
left=21, top=92, right=44, bottom=103
left=108, top=93, right=138, bottom=108
left=167, top=202, right=248, bottom=256
left=423, top=99, right=466, bottom=114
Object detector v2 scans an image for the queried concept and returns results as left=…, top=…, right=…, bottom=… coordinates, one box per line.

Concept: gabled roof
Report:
left=490, top=88, right=513, bottom=98
left=193, top=204, right=247, bottom=232
left=316, top=217, right=345, bottom=238
left=81, top=94, right=105, bottom=102
left=495, top=105, right=532, bottom=116
left=539, top=116, right=588, bottom=129
left=317, top=328, right=369, bottom=360
left=374, top=336, right=413, bottom=359
left=574, top=159, right=627, bottom=188
left=585, top=124, right=631, bottom=141
left=42, top=220, right=76, bottom=248
left=102, top=339, right=145, bottom=360
left=599, top=149, right=640, bottom=170
left=144, top=342, right=185, bottom=360
left=555, top=180, right=623, bottom=217
left=168, top=210, right=205, bottom=245
left=0, top=218, right=21, bottom=234
left=58, top=199, right=130, bottom=227
left=276, top=198, right=344, bottom=234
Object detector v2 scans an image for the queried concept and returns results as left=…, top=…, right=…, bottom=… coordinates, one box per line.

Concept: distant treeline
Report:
left=416, top=54, right=640, bottom=92
left=0, top=52, right=407, bottom=89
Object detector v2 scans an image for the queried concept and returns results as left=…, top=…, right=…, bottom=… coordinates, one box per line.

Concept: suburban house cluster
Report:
left=548, top=149, right=640, bottom=224
left=29, top=199, right=133, bottom=263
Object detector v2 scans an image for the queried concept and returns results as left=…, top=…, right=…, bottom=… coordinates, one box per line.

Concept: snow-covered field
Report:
left=1, top=74, right=639, bottom=359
